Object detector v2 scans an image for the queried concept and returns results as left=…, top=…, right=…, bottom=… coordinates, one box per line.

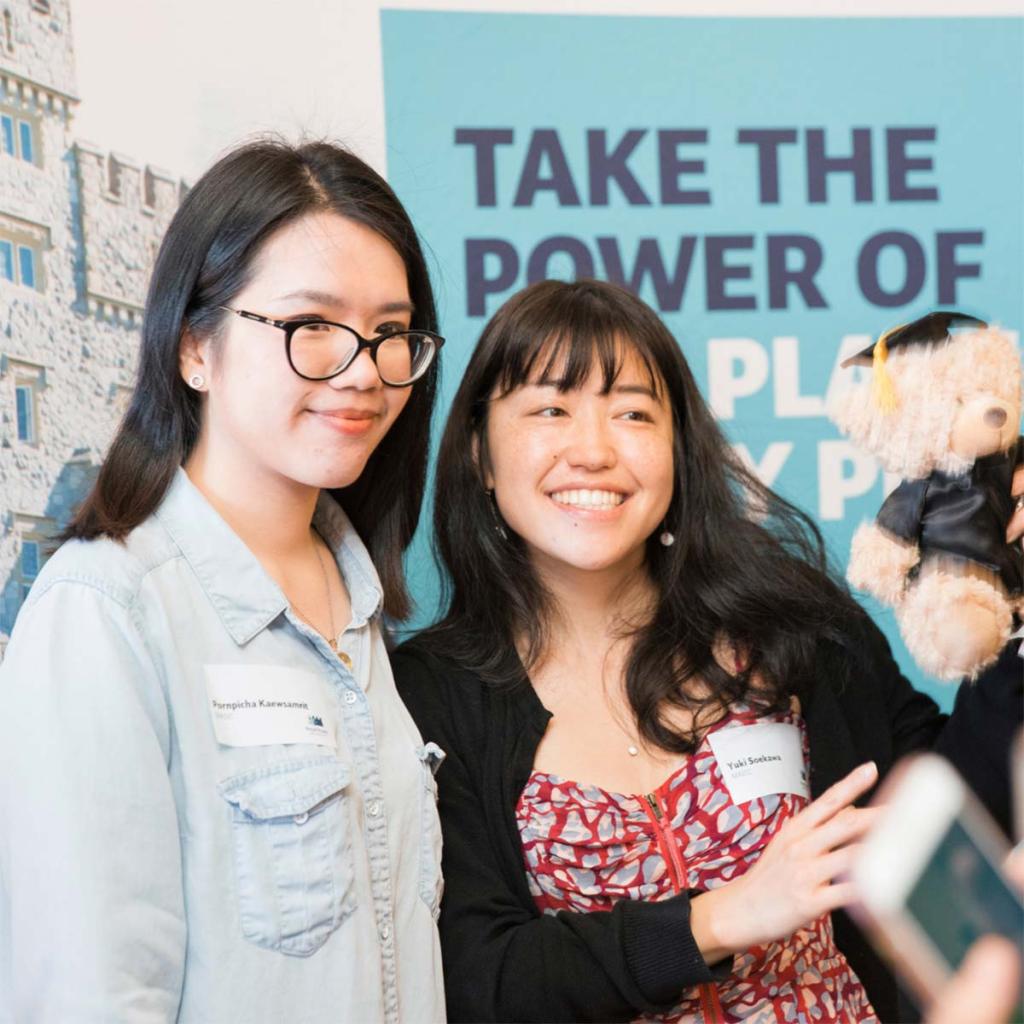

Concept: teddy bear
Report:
left=830, top=311, right=1023, bottom=681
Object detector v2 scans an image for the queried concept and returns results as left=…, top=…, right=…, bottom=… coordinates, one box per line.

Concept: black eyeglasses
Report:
left=220, top=307, right=444, bottom=387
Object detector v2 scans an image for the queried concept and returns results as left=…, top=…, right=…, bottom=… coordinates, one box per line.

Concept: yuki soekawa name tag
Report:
left=706, top=721, right=810, bottom=805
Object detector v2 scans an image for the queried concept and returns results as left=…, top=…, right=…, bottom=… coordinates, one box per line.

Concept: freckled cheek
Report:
left=629, top=441, right=675, bottom=510
left=503, top=434, right=558, bottom=493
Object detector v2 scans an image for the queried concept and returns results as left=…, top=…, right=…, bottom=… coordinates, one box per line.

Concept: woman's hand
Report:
left=691, top=761, right=879, bottom=963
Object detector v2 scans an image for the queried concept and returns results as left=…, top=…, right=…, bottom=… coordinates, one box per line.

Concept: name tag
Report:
left=204, top=664, right=337, bottom=749
left=707, top=721, right=809, bottom=805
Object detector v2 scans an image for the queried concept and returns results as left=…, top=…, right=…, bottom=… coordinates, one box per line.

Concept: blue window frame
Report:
left=0, top=240, right=12, bottom=281
left=0, top=115, right=12, bottom=156
left=19, top=538, right=41, bottom=602
left=18, top=121, right=33, bottom=163
left=20, top=540, right=40, bottom=580
left=17, top=246, right=35, bottom=288
left=15, top=384, right=34, bottom=442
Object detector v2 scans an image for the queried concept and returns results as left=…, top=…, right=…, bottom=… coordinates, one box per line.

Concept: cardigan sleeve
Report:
left=932, top=638, right=1023, bottom=838
left=392, top=646, right=723, bottom=1024
left=828, top=610, right=1019, bottom=823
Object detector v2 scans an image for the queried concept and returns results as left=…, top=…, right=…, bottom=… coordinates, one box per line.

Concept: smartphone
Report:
left=848, top=753, right=1024, bottom=1011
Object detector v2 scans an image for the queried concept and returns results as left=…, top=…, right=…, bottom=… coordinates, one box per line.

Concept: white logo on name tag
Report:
left=204, top=664, right=337, bottom=749
left=706, top=721, right=809, bottom=805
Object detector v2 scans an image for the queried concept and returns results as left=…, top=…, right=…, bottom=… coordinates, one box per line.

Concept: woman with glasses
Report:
left=0, top=140, right=445, bottom=1022
left=392, top=279, right=1021, bottom=1023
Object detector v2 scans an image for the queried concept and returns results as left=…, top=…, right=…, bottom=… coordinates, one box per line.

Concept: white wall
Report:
left=70, top=0, right=1024, bottom=183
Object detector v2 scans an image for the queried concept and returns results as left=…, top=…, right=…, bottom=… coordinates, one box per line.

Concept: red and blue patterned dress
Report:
left=515, top=705, right=878, bottom=1023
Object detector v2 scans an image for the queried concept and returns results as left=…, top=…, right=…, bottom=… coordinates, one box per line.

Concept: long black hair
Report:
left=418, top=279, right=867, bottom=753
left=67, top=139, right=439, bottom=620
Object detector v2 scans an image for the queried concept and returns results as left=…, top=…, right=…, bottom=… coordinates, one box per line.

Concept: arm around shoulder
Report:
left=0, top=579, right=185, bottom=1022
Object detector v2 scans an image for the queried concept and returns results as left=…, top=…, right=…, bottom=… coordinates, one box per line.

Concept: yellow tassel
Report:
left=871, top=328, right=899, bottom=413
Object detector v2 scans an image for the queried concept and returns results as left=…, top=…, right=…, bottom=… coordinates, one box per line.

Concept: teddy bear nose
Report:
left=984, top=407, right=1007, bottom=428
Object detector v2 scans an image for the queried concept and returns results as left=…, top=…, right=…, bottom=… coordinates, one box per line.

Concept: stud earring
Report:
left=188, top=374, right=205, bottom=390
left=659, top=529, right=675, bottom=547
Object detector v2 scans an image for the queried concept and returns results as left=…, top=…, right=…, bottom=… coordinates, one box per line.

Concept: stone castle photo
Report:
left=0, top=0, right=184, bottom=654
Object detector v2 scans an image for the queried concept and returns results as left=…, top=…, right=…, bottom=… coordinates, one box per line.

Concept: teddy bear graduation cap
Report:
left=830, top=310, right=1023, bottom=681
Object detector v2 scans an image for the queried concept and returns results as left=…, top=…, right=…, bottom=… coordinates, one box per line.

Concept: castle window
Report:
left=2, top=10, right=12, bottom=55
left=18, top=120, right=32, bottom=162
left=19, top=540, right=39, bottom=597
left=0, top=215, right=48, bottom=290
left=0, top=113, right=37, bottom=164
left=12, top=516, right=56, bottom=605
left=17, top=245, right=35, bottom=287
left=15, top=381, right=34, bottom=441
left=0, top=238, right=40, bottom=289
left=3, top=357, right=46, bottom=445
left=107, top=154, right=122, bottom=198
left=143, top=167, right=157, bottom=209
left=30, top=0, right=50, bottom=12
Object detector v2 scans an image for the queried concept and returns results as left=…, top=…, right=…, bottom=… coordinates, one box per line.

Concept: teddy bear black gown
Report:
left=875, top=436, right=1023, bottom=596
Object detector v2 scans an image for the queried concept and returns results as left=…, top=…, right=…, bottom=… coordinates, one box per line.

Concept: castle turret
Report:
left=0, top=0, right=184, bottom=649
left=0, top=0, right=77, bottom=105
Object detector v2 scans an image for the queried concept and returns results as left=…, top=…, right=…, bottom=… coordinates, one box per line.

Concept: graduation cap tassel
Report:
left=871, top=329, right=899, bottom=413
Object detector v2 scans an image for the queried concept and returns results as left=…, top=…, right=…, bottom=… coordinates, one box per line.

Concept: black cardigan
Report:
left=393, top=623, right=1021, bottom=1024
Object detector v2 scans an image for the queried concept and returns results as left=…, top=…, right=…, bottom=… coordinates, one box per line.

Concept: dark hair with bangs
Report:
left=484, top=285, right=665, bottom=402
left=417, top=278, right=868, bottom=753
left=66, top=138, right=439, bottom=620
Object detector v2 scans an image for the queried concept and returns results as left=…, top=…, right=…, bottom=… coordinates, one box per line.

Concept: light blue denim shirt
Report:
left=0, top=469, right=445, bottom=1023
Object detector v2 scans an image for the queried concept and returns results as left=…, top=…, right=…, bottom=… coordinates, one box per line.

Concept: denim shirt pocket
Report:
left=416, top=741, right=446, bottom=919
left=218, top=756, right=357, bottom=957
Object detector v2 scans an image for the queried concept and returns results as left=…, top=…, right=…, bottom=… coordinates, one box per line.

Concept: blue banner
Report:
left=382, top=11, right=1024, bottom=706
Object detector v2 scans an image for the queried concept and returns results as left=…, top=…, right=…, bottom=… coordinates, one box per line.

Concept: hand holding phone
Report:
left=926, top=935, right=1020, bottom=1024
left=848, top=754, right=1024, bottom=1015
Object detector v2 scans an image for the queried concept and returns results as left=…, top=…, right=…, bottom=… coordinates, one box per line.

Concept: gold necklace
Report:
left=290, top=534, right=350, bottom=668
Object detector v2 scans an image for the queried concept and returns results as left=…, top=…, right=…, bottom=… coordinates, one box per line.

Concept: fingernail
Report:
left=860, top=761, right=877, bottom=780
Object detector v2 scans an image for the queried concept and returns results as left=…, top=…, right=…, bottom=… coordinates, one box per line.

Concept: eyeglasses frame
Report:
left=218, top=306, right=444, bottom=387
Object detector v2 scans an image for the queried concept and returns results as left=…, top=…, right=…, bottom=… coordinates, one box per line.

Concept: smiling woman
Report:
left=0, top=140, right=446, bottom=1023
left=392, top=279, right=1018, bottom=1024
left=483, top=349, right=675, bottom=580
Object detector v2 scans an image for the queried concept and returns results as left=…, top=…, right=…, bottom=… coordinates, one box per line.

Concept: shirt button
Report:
left=379, top=924, right=390, bottom=941
left=293, top=812, right=309, bottom=825
left=368, top=800, right=381, bottom=817
left=338, top=651, right=353, bottom=670
left=344, top=690, right=357, bottom=705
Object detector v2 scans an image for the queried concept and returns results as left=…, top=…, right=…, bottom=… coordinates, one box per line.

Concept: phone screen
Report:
left=907, top=817, right=1023, bottom=999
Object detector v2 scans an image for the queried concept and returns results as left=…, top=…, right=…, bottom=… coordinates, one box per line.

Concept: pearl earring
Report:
left=659, top=530, right=675, bottom=547
left=188, top=374, right=205, bottom=390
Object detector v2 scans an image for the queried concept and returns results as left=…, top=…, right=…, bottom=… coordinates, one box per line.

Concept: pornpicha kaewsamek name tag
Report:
left=204, top=664, right=337, bottom=749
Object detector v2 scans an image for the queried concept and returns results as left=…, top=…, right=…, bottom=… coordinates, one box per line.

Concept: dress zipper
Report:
left=643, top=791, right=726, bottom=1024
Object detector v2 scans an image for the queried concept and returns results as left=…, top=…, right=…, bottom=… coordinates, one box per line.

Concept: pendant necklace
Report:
left=291, top=534, right=351, bottom=669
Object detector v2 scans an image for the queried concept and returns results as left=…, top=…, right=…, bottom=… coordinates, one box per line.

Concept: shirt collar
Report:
left=155, top=469, right=383, bottom=646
